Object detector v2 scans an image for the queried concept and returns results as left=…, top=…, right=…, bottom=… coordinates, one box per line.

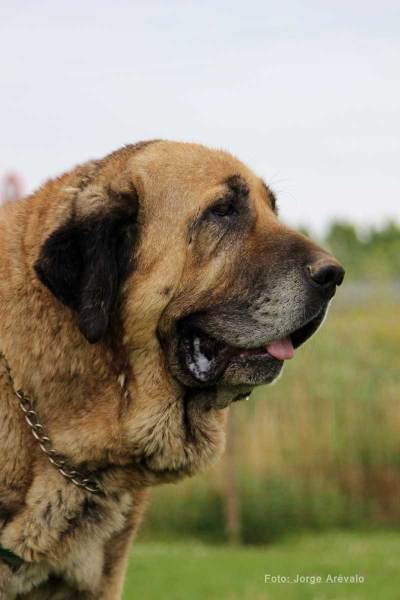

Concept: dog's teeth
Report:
left=187, top=336, right=216, bottom=381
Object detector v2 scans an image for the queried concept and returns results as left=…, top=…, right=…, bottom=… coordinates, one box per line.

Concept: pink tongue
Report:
left=266, top=336, right=294, bottom=360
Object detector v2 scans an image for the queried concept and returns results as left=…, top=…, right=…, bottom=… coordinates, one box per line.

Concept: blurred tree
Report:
left=325, top=220, right=400, bottom=281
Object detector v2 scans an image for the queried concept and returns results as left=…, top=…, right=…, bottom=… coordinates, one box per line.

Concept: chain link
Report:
left=1, top=353, right=100, bottom=494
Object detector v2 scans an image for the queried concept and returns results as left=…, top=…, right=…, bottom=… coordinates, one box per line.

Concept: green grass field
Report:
left=123, top=531, right=400, bottom=600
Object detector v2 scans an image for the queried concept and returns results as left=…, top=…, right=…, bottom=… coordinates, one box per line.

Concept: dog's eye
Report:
left=212, top=203, right=237, bottom=217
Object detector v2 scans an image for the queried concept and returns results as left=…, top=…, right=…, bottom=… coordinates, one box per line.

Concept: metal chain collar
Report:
left=1, top=353, right=100, bottom=494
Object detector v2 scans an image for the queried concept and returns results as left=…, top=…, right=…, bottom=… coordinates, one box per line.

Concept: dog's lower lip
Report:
left=230, top=347, right=276, bottom=361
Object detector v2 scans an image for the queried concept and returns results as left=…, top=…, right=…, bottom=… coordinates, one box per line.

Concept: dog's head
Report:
left=35, top=141, right=344, bottom=400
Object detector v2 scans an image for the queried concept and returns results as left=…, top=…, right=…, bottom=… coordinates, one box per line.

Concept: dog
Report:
left=0, top=140, right=344, bottom=599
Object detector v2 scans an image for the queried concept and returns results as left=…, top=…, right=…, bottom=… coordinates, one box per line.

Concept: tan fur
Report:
left=0, top=141, right=342, bottom=598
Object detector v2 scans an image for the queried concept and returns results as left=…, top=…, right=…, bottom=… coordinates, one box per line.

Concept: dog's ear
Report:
left=35, top=186, right=139, bottom=343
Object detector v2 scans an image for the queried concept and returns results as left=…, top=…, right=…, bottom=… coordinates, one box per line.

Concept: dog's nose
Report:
left=307, top=258, right=345, bottom=292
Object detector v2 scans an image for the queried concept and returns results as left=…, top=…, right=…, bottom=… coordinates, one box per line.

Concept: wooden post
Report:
left=223, top=408, right=241, bottom=545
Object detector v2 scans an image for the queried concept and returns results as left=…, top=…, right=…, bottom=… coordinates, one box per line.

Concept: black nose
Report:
left=307, top=260, right=345, bottom=292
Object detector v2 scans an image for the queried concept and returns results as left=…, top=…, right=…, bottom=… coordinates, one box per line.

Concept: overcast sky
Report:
left=1, top=0, right=399, bottom=234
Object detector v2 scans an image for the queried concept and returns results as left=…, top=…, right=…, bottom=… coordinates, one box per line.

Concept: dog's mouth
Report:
left=177, top=311, right=324, bottom=386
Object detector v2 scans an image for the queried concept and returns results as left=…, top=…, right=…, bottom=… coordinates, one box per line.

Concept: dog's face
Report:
left=35, top=141, right=344, bottom=399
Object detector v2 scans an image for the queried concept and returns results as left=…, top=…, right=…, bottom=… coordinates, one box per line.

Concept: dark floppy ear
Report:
left=35, top=192, right=138, bottom=343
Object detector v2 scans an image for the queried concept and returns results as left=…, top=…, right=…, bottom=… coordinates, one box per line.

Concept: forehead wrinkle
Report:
left=197, top=176, right=244, bottom=211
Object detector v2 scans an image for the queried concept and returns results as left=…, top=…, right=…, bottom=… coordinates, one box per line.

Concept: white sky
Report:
left=1, top=0, right=399, bottom=234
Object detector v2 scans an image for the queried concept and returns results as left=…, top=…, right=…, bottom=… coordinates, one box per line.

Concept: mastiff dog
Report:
left=0, top=141, right=344, bottom=599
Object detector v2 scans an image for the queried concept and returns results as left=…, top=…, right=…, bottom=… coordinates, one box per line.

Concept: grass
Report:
left=123, top=531, right=400, bottom=599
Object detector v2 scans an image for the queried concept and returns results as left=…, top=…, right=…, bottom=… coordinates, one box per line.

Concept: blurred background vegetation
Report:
left=124, top=220, right=400, bottom=599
